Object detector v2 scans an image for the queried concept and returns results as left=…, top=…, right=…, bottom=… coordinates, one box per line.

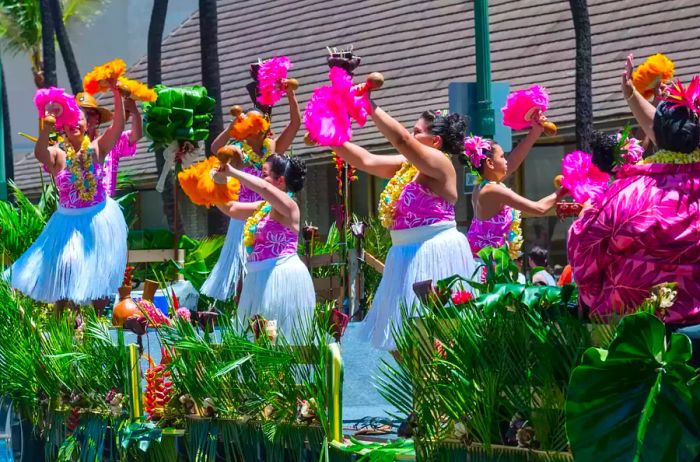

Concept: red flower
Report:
left=451, top=290, right=473, bottom=305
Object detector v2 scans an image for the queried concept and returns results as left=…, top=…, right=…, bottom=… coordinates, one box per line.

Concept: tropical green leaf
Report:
left=566, top=312, right=700, bottom=462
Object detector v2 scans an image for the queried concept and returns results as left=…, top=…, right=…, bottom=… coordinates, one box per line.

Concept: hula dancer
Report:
left=214, top=153, right=313, bottom=336
left=464, top=113, right=566, bottom=261
left=11, top=81, right=128, bottom=306
left=333, top=103, right=476, bottom=350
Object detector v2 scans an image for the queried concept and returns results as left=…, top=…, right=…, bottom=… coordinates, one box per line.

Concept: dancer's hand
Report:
left=621, top=54, right=635, bottom=100
left=530, top=109, right=546, bottom=134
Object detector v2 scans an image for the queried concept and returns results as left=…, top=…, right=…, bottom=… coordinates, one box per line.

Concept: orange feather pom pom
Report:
left=632, top=53, right=675, bottom=100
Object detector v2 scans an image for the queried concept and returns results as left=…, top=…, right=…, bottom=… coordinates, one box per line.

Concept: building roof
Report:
left=14, top=0, right=700, bottom=194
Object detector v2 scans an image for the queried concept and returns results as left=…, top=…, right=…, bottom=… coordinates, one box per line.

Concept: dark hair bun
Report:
left=590, top=130, right=617, bottom=174
left=420, top=111, right=469, bottom=157
left=653, top=102, right=700, bottom=154
left=269, top=154, right=306, bottom=193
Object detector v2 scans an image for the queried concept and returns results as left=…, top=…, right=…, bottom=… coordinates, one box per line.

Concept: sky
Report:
left=3, top=0, right=198, bottom=159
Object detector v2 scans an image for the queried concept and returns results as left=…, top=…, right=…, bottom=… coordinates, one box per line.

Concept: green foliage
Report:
left=566, top=312, right=700, bottom=462
left=0, top=180, right=57, bottom=263
left=378, top=275, right=591, bottom=459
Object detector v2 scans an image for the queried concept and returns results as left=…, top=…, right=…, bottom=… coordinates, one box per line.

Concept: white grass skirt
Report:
left=10, top=198, right=128, bottom=304
left=237, top=254, right=315, bottom=337
left=361, top=221, right=477, bottom=350
left=200, top=218, right=246, bottom=301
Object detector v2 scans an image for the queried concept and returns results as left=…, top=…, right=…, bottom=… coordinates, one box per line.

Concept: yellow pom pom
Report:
left=178, top=157, right=240, bottom=207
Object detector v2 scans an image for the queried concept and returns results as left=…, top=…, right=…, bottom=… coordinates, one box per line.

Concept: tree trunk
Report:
left=148, top=0, right=183, bottom=234
left=569, top=0, right=593, bottom=152
left=39, top=0, right=57, bottom=88
left=198, top=0, right=227, bottom=235
left=48, top=0, right=81, bottom=94
left=2, top=61, right=13, bottom=182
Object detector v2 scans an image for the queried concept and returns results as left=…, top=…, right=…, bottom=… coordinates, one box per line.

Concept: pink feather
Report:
left=501, top=85, right=550, bottom=130
left=561, top=150, right=610, bottom=203
left=34, top=87, right=81, bottom=131
left=256, top=56, right=292, bottom=106
left=303, top=67, right=370, bottom=146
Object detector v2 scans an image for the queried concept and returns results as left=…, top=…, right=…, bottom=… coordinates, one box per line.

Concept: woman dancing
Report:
left=214, top=153, right=314, bottom=336
left=76, top=91, right=143, bottom=196
left=465, top=113, right=565, bottom=260
left=333, top=104, right=475, bottom=351
left=569, top=61, right=700, bottom=333
left=11, top=81, right=128, bottom=307
left=200, top=81, right=300, bottom=303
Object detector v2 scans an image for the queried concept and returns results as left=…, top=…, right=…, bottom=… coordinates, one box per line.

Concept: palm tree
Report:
left=198, top=0, right=227, bottom=235
left=0, top=1, right=43, bottom=87
left=39, top=0, right=57, bottom=88
left=1, top=58, right=12, bottom=183
left=569, top=0, right=593, bottom=152
left=147, top=0, right=184, bottom=235
left=0, top=1, right=105, bottom=89
left=48, top=0, right=81, bottom=93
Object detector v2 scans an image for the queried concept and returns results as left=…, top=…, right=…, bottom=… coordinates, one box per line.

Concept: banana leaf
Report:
left=566, top=312, right=700, bottom=462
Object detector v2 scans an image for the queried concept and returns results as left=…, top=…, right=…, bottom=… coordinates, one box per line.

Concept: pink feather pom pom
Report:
left=256, top=56, right=292, bottom=106
left=561, top=150, right=610, bottom=203
left=303, top=67, right=370, bottom=146
left=34, top=87, right=81, bottom=131
left=501, top=85, right=550, bottom=130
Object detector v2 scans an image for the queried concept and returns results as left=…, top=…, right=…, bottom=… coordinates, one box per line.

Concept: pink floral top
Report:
left=392, top=181, right=455, bottom=230
left=239, top=166, right=263, bottom=203
left=568, top=161, right=700, bottom=325
left=467, top=205, right=514, bottom=254
left=102, top=130, right=137, bottom=197
left=248, top=215, right=298, bottom=262
left=52, top=145, right=106, bottom=209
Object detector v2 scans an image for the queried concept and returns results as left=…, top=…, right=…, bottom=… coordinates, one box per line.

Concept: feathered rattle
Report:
left=303, top=70, right=384, bottom=146
left=82, top=58, right=127, bottom=95
left=632, top=53, right=675, bottom=100
left=501, top=85, right=557, bottom=136
left=255, top=56, right=298, bottom=106
left=177, top=146, right=242, bottom=208
left=554, top=150, right=610, bottom=218
left=228, top=105, right=270, bottom=140
left=34, top=87, right=81, bottom=132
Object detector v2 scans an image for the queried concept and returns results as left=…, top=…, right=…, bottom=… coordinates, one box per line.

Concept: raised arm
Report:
left=125, top=97, right=143, bottom=145
left=210, top=124, right=233, bottom=156
left=622, top=54, right=656, bottom=145
left=34, top=119, right=59, bottom=174
left=482, top=184, right=564, bottom=217
left=333, top=141, right=404, bottom=179
left=273, top=84, right=301, bottom=154
left=368, top=100, right=453, bottom=182
left=217, top=164, right=298, bottom=219
left=215, top=200, right=262, bottom=221
left=504, top=116, right=545, bottom=178
left=96, top=82, right=125, bottom=161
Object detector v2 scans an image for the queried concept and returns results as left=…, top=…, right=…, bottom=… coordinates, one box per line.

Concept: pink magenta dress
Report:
left=237, top=214, right=315, bottom=337
left=568, top=160, right=700, bottom=325
left=102, top=130, right=137, bottom=197
left=11, top=144, right=128, bottom=303
left=361, top=180, right=476, bottom=350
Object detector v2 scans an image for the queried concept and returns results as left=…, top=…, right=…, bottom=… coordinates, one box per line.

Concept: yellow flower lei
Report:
left=640, top=149, right=700, bottom=165
left=64, top=135, right=98, bottom=202
left=243, top=201, right=272, bottom=254
left=378, top=162, right=418, bottom=229
left=234, top=138, right=273, bottom=168
left=507, top=209, right=523, bottom=260
left=378, top=152, right=452, bottom=229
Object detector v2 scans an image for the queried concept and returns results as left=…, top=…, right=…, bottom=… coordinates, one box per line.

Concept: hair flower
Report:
left=463, top=135, right=491, bottom=169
